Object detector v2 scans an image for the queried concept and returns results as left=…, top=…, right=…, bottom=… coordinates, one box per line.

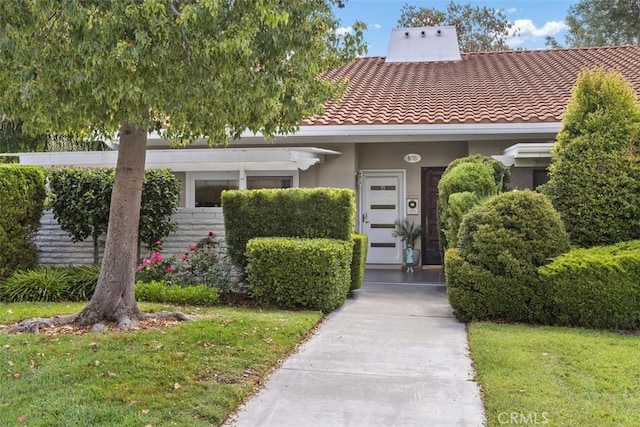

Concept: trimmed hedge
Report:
left=246, top=237, right=353, bottom=312
left=222, top=188, right=355, bottom=268
left=350, top=233, right=368, bottom=292
left=447, top=190, right=570, bottom=322
left=438, top=157, right=502, bottom=251
left=539, top=241, right=640, bottom=329
left=135, top=281, right=219, bottom=306
left=0, top=165, right=46, bottom=278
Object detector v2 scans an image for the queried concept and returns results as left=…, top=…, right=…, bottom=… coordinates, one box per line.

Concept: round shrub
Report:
left=448, top=190, right=570, bottom=322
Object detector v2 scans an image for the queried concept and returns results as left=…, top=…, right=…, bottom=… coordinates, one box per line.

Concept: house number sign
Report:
left=404, top=153, right=421, bottom=163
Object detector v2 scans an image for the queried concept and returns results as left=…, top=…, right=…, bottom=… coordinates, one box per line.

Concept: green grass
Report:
left=469, top=322, right=640, bottom=426
left=0, top=302, right=322, bottom=426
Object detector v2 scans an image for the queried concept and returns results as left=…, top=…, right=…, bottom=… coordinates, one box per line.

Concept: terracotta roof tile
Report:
left=303, top=46, right=640, bottom=126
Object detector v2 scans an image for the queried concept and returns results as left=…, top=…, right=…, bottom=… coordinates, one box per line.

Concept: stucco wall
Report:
left=37, top=208, right=226, bottom=267
left=300, top=143, right=357, bottom=189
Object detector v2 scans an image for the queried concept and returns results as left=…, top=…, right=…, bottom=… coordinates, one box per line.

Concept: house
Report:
left=13, top=27, right=640, bottom=268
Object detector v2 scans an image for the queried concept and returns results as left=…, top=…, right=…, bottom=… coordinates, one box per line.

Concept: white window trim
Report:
left=185, top=169, right=299, bottom=209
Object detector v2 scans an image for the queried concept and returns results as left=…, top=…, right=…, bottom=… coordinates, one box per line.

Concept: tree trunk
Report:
left=76, top=123, right=147, bottom=328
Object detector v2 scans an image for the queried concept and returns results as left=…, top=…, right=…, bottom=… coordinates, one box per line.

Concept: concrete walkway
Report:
left=224, top=271, right=485, bottom=427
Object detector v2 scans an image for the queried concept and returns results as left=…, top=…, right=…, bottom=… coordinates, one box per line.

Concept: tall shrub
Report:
left=541, top=67, right=640, bottom=247
left=48, top=167, right=114, bottom=265
left=0, top=165, right=46, bottom=277
left=139, top=168, right=180, bottom=250
left=446, top=190, right=570, bottom=322
left=222, top=187, right=355, bottom=268
left=438, top=159, right=499, bottom=250
left=48, top=167, right=180, bottom=263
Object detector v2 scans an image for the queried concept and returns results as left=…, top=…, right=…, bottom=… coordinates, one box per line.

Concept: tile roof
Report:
left=303, top=45, right=640, bottom=126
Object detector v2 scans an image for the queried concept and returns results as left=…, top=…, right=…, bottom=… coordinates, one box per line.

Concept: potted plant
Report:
left=392, top=219, right=423, bottom=270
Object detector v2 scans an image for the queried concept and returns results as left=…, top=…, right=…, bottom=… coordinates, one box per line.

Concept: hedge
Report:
left=538, top=240, right=640, bottom=329
left=447, top=190, right=570, bottom=322
left=222, top=187, right=355, bottom=268
left=0, top=165, right=46, bottom=278
left=350, top=233, right=368, bottom=292
left=246, top=237, right=353, bottom=312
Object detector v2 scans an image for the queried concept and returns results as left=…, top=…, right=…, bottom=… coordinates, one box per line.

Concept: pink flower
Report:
left=136, top=265, right=143, bottom=272
left=190, top=245, right=197, bottom=251
left=155, top=240, right=162, bottom=246
left=208, top=231, right=214, bottom=237
left=165, top=266, right=173, bottom=273
left=142, top=258, right=151, bottom=265
left=181, top=253, right=189, bottom=260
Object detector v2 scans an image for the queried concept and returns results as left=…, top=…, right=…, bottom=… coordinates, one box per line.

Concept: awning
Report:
left=493, top=142, right=555, bottom=167
left=8, top=147, right=340, bottom=172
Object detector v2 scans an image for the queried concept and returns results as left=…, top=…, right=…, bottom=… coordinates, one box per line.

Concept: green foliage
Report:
left=391, top=219, right=422, bottom=249
left=546, top=0, right=640, bottom=47
left=541, top=68, right=640, bottom=248
left=350, top=233, right=368, bottom=292
left=447, top=190, right=570, bottom=322
left=0, top=119, right=47, bottom=162
left=246, top=237, right=353, bottom=312
left=397, top=1, right=513, bottom=52
left=48, top=167, right=114, bottom=264
left=0, top=268, right=70, bottom=302
left=48, top=167, right=180, bottom=262
left=0, top=265, right=100, bottom=302
left=173, top=232, right=236, bottom=293
left=135, top=281, right=219, bottom=306
left=223, top=187, right=355, bottom=268
left=0, top=165, right=47, bottom=277
left=139, top=169, right=180, bottom=250
left=539, top=241, right=640, bottom=329
left=0, top=1, right=365, bottom=141
left=438, top=158, right=501, bottom=251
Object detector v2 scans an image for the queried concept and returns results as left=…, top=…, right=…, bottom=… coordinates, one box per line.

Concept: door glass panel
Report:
left=247, top=176, right=293, bottom=189
left=370, top=204, right=396, bottom=209
left=195, top=179, right=238, bottom=207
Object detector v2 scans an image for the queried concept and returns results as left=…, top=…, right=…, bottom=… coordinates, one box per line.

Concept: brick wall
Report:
left=36, top=208, right=226, bottom=266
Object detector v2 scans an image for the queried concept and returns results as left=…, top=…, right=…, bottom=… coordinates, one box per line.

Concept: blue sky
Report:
left=334, top=0, right=575, bottom=56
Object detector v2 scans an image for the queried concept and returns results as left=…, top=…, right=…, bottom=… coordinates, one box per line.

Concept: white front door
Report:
left=360, top=171, right=404, bottom=264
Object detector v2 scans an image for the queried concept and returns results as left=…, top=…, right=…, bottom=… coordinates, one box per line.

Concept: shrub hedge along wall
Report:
left=246, top=237, right=353, bottom=312
left=222, top=187, right=355, bottom=268
left=539, top=240, right=640, bottom=330
left=0, top=165, right=46, bottom=278
left=446, top=190, right=570, bottom=322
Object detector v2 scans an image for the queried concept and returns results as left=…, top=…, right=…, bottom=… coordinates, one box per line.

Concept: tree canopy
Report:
left=397, top=1, right=513, bottom=52
left=546, top=0, right=640, bottom=48
left=1, top=0, right=365, bottom=330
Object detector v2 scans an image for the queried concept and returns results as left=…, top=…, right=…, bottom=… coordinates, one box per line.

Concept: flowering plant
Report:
left=174, top=231, right=235, bottom=292
left=136, top=240, right=175, bottom=282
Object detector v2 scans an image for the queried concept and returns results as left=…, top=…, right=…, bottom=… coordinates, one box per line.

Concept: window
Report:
left=194, top=179, right=238, bottom=207
left=247, top=175, right=293, bottom=189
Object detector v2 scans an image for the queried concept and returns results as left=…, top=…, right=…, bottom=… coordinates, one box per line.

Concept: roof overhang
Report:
left=126, top=122, right=562, bottom=148
left=493, top=142, right=555, bottom=167
left=8, top=147, right=340, bottom=172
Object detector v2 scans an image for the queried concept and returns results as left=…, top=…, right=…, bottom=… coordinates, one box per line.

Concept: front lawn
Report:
left=0, top=302, right=322, bottom=426
left=469, top=322, right=640, bottom=426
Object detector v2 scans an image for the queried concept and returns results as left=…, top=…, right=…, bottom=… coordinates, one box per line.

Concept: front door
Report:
left=422, top=167, right=445, bottom=265
left=360, top=171, right=404, bottom=264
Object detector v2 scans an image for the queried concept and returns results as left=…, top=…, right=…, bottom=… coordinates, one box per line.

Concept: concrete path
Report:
left=224, top=279, right=485, bottom=427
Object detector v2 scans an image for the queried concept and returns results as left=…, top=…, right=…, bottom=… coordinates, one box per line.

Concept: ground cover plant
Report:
left=469, top=322, right=640, bottom=426
left=0, top=302, right=322, bottom=426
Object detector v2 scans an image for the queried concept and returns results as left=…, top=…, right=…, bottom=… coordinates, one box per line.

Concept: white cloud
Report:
left=507, top=19, right=567, bottom=47
left=505, top=7, right=518, bottom=14
left=334, top=26, right=354, bottom=36
left=372, top=23, right=382, bottom=30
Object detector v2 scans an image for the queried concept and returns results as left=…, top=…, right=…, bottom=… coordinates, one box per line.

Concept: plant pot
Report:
left=403, top=248, right=420, bottom=267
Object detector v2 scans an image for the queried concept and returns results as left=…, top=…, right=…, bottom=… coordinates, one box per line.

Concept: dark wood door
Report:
left=421, top=167, right=446, bottom=265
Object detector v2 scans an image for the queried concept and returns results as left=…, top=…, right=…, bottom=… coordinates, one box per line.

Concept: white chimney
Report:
left=385, top=26, right=462, bottom=63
